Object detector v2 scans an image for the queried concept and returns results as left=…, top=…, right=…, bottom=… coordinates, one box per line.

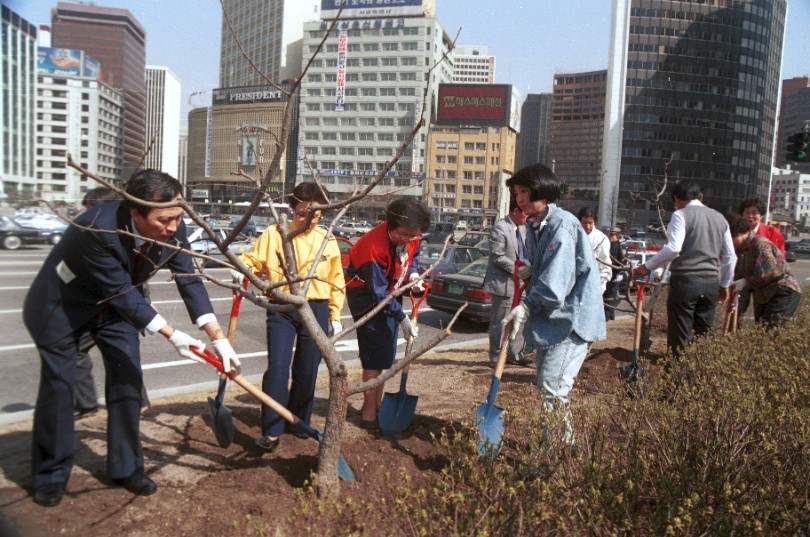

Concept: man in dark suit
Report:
left=23, top=169, right=240, bottom=507
left=482, top=196, right=532, bottom=367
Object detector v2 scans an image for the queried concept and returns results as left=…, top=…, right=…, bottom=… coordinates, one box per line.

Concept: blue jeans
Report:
left=535, top=332, right=588, bottom=444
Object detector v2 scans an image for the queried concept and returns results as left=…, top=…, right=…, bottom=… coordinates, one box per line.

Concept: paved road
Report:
left=0, top=245, right=491, bottom=424
left=4, top=245, right=810, bottom=425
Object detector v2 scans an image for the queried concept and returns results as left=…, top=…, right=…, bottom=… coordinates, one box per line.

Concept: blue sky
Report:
left=10, top=0, right=810, bottom=118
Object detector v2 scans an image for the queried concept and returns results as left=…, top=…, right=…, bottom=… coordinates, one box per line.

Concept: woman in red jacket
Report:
left=739, top=198, right=785, bottom=254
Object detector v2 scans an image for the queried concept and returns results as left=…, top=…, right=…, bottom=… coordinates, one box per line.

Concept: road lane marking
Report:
left=0, top=286, right=32, bottom=291
left=0, top=343, right=35, bottom=352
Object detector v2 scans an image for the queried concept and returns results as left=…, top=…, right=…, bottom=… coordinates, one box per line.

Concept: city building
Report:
left=548, top=70, right=607, bottom=213
left=35, top=46, right=124, bottom=203
left=51, top=2, right=146, bottom=180
left=450, top=45, right=495, bottom=84
left=600, top=0, right=787, bottom=229
left=297, top=2, right=454, bottom=220
left=425, top=83, right=519, bottom=227
left=769, top=167, right=810, bottom=234
left=178, top=125, right=188, bottom=188
left=219, top=0, right=320, bottom=88
left=1, top=5, right=38, bottom=202
left=145, top=66, right=182, bottom=178
left=186, top=85, right=297, bottom=216
left=775, top=77, right=810, bottom=171
left=515, top=93, right=553, bottom=171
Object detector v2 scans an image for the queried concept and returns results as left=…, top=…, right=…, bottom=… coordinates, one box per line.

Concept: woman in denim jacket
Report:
left=502, top=163, right=606, bottom=446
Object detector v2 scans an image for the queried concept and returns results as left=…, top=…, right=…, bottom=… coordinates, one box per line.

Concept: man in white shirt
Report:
left=633, top=181, right=736, bottom=355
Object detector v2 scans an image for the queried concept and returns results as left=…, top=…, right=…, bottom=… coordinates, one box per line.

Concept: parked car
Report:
left=0, top=216, right=42, bottom=250
left=227, top=215, right=258, bottom=236
left=791, top=239, right=810, bottom=254
left=415, top=244, right=485, bottom=277
left=426, top=257, right=491, bottom=323
left=16, top=214, right=69, bottom=245
left=335, top=221, right=373, bottom=237
left=421, top=221, right=455, bottom=244
left=187, top=225, right=254, bottom=267
left=455, top=230, right=489, bottom=248
left=784, top=245, right=797, bottom=263
left=336, top=236, right=352, bottom=269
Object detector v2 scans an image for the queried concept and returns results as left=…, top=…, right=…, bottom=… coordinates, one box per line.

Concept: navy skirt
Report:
left=356, top=312, right=400, bottom=370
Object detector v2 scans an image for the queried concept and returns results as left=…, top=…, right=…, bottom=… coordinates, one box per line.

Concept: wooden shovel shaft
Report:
left=231, top=373, right=301, bottom=427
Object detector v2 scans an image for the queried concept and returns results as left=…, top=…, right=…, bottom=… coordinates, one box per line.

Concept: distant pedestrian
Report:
left=482, top=195, right=531, bottom=367
left=603, top=227, right=626, bottom=321
left=345, top=198, right=430, bottom=429
left=725, top=213, right=800, bottom=327
left=577, top=207, right=612, bottom=293
left=632, top=181, right=736, bottom=355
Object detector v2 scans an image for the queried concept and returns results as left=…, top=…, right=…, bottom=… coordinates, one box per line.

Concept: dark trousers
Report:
left=667, top=274, right=719, bottom=356
left=32, top=315, right=145, bottom=490
left=74, top=332, right=99, bottom=411
left=754, top=287, right=801, bottom=327
left=604, top=281, right=621, bottom=321
left=262, top=300, right=329, bottom=437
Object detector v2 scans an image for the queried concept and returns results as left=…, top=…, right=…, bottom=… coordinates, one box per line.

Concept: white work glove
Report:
left=517, top=261, right=532, bottom=280
left=230, top=269, right=245, bottom=284
left=396, top=245, right=409, bottom=265
left=501, top=303, right=529, bottom=342
left=652, top=267, right=665, bottom=281
left=408, top=272, right=426, bottom=292
left=212, top=338, right=240, bottom=374
left=613, top=273, right=625, bottom=283
left=169, top=330, right=206, bottom=362
left=330, top=320, right=343, bottom=337
left=732, top=278, right=747, bottom=292
left=400, top=316, right=418, bottom=340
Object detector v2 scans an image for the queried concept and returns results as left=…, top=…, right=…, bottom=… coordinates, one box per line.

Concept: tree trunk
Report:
left=317, top=363, right=350, bottom=498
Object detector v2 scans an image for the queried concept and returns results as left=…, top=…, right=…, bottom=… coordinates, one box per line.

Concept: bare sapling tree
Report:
left=62, top=2, right=467, bottom=498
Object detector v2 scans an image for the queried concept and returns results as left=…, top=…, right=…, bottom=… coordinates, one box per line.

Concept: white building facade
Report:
left=145, top=66, right=181, bottom=178
left=35, top=64, right=124, bottom=203
left=297, top=4, right=454, bottom=219
left=450, top=45, right=495, bottom=84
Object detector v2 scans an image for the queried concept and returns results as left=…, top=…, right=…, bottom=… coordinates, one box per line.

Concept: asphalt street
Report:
left=4, top=245, right=810, bottom=426
left=0, top=245, right=490, bottom=424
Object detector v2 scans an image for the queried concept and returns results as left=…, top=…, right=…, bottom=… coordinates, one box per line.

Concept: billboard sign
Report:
left=435, top=84, right=512, bottom=127
left=37, top=47, right=82, bottom=76
left=321, top=0, right=433, bottom=18
left=212, top=85, right=290, bottom=106
left=335, top=29, right=347, bottom=111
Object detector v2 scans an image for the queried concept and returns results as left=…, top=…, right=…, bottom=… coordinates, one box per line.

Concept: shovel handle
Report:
left=227, top=277, right=250, bottom=345
left=632, top=275, right=650, bottom=352
left=512, top=260, right=530, bottom=308
left=492, top=259, right=530, bottom=380
left=409, top=280, right=430, bottom=322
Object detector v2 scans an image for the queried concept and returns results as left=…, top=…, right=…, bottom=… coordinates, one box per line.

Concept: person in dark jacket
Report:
left=23, top=170, right=240, bottom=507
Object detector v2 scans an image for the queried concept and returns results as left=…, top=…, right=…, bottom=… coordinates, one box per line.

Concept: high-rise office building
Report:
left=1, top=5, right=38, bottom=201
left=297, top=3, right=453, bottom=220
left=600, top=0, right=787, bottom=228
left=178, top=125, right=188, bottom=188
left=145, top=66, right=182, bottom=178
left=35, top=49, right=124, bottom=203
left=219, top=0, right=320, bottom=88
left=515, top=93, right=553, bottom=171
left=776, top=77, right=810, bottom=171
left=451, top=45, right=495, bottom=84
left=549, top=70, right=607, bottom=212
left=51, top=2, right=146, bottom=180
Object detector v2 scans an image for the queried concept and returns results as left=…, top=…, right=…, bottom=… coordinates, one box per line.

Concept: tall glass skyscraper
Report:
left=600, top=0, right=787, bottom=228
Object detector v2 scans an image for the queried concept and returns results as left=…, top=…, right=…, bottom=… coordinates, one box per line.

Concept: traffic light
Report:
left=786, top=131, right=808, bottom=162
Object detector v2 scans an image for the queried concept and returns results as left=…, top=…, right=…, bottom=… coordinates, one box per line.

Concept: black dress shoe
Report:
left=33, top=484, right=65, bottom=507
left=74, top=406, right=99, bottom=420
left=255, top=436, right=280, bottom=452
left=112, top=472, right=157, bottom=496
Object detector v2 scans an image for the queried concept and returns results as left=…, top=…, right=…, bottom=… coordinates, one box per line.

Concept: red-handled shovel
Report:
left=475, top=260, right=529, bottom=457
left=618, top=275, right=650, bottom=384
left=207, top=278, right=249, bottom=448
left=379, top=283, right=430, bottom=435
left=192, top=346, right=356, bottom=482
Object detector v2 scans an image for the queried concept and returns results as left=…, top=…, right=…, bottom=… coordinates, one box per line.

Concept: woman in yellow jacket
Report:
left=237, top=183, right=345, bottom=452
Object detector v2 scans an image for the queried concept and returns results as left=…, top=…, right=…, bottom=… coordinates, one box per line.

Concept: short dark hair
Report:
left=577, top=206, right=596, bottom=220
left=671, top=181, right=702, bottom=201
left=289, top=182, right=329, bottom=208
left=82, top=186, right=121, bottom=208
left=385, top=198, right=430, bottom=232
left=505, top=163, right=560, bottom=203
left=725, top=213, right=750, bottom=236
left=124, top=169, right=183, bottom=217
left=739, top=198, right=766, bottom=216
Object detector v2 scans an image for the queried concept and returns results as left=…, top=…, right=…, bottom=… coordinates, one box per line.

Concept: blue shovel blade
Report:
left=290, top=420, right=356, bottom=482
left=475, top=402, right=504, bottom=457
